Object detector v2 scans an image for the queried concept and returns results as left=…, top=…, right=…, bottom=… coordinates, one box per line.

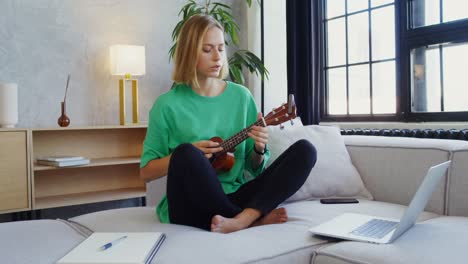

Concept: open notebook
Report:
left=56, top=232, right=165, bottom=264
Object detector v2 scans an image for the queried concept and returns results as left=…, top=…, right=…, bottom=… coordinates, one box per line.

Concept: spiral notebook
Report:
left=56, top=232, right=165, bottom=264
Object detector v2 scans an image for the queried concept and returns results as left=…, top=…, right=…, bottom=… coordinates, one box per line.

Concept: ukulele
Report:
left=209, top=95, right=297, bottom=172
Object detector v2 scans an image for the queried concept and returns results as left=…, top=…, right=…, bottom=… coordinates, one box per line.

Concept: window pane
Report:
left=348, top=0, right=368, bottom=13
left=327, top=0, right=345, bottom=19
left=443, top=0, right=468, bottom=23
left=348, top=12, right=369, bottom=64
left=371, top=0, right=394, bottom=8
left=328, top=68, right=347, bottom=115
left=327, top=18, right=346, bottom=66
left=372, top=61, right=396, bottom=114
left=371, top=6, right=395, bottom=60
left=410, top=0, right=468, bottom=27
left=411, top=42, right=468, bottom=113
left=411, top=0, right=440, bottom=28
left=425, top=48, right=441, bottom=112
left=349, top=64, right=370, bottom=114
left=411, top=45, right=441, bottom=112
left=443, top=44, right=468, bottom=111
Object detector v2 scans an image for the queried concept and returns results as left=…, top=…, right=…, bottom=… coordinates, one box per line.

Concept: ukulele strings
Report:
left=217, top=119, right=265, bottom=154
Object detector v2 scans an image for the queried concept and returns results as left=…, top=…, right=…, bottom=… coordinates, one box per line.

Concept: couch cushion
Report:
left=312, top=216, right=468, bottom=264
left=344, top=136, right=455, bottom=214
left=282, top=199, right=437, bottom=226
left=69, top=199, right=438, bottom=264
left=69, top=207, right=199, bottom=234
left=70, top=207, right=329, bottom=264
left=268, top=125, right=372, bottom=202
left=0, top=219, right=87, bottom=264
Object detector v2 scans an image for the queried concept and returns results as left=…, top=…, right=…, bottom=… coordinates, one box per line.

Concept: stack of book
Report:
left=36, top=156, right=90, bottom=167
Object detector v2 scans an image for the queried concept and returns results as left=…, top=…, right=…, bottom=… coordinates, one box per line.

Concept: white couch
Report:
left=2, top=134, right=468, bottom=264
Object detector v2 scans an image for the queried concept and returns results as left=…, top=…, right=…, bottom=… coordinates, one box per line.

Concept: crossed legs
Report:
left=167, top=139, right=317, bottom=233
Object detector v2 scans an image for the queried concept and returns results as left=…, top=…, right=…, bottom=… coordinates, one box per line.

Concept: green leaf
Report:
left=210, top=2, right=231, bottom=13
left=172, top=20, right=185, bottom=41
left=179, top=1, right=197, bottom=17
left=169, top=44, right=177, bottom=61
left=229, top=50, right=269, bottom=80
left=215, top=8, right=240, bottom=46
left=229, top=64, right=245, bottom=85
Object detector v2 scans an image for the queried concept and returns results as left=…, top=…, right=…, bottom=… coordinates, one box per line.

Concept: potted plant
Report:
left=169, top=0, right=268, bottom=85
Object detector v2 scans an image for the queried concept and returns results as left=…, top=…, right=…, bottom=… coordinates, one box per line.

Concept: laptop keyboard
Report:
left=350, top=219, right=399, bottom=239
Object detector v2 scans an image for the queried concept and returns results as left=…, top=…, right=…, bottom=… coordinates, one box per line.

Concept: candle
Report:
left=0, top=83, right=18, bottom=128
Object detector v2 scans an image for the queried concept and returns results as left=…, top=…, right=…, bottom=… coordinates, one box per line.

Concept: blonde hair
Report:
left=172, top=15, right=229, bottom=89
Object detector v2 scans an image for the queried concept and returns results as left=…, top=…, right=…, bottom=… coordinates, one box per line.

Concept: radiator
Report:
left=340, top=128, right=468, bottom=141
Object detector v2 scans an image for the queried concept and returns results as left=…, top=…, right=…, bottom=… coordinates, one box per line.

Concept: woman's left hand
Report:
left=248, top=112, right=268, bottom=153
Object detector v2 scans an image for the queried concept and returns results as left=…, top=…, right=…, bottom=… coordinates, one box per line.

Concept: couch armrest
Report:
left=146, top=176, right=167, bottom=207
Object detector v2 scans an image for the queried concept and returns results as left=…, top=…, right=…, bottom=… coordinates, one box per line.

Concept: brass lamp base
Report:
left=119, top=79, right=139, bottom=125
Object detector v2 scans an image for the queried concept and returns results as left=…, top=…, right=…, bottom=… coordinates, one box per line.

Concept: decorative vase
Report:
left=0, top=83, right=18, bottom=128
left=58, top=101, right=70, bottom=127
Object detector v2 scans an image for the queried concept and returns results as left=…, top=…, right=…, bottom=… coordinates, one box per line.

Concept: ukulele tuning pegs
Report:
left=280, top=123, right=285, bottom=130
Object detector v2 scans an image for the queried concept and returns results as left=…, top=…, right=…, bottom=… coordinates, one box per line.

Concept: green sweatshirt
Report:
left=140, top=81, right=270, bottom=223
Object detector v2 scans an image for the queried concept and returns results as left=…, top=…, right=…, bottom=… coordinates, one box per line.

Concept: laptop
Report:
left=309, top=161, right=451, bottom=244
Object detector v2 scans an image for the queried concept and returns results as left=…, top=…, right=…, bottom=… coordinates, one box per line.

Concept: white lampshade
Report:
left=110, top=45, right=146, bottom=76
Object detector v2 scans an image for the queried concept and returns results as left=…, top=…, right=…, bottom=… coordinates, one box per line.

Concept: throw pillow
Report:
left=267, top=124, right=373, bottom=202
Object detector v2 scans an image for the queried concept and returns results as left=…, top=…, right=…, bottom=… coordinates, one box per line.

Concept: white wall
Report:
left=0, top=0, right=246, bottom=127
left=263, top=0, right=288, bottom=113
left=246, top=1, right=262, bottom=110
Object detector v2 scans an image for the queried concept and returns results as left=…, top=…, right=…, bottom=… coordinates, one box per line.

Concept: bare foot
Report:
left=211, top=208, right=262, bottom=234
left=252, top=207, right=288, bottom=227
left=211, top=215, right=248, bottom=233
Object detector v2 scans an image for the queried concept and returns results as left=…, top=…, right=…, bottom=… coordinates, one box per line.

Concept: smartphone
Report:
left=320, top=198, right=359, bottom=204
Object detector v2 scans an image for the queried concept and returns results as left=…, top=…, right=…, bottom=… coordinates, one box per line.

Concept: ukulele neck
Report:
left=219, top=119, right=265, bottom=153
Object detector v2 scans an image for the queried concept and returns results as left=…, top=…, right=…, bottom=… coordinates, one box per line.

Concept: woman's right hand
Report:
left=193, top=140, right=223, bottom=158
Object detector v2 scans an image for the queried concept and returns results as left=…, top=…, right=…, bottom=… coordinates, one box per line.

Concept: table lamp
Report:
left=110, top=45, right=146, bottom=125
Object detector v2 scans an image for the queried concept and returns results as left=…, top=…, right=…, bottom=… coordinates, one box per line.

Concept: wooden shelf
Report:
left=35, top=187, right=146, bottom=210
left=1, top=125, right=147, bottom=213
left=33, top=156, right=141, bottom=171
left=30, top=124, right=147, bottom=131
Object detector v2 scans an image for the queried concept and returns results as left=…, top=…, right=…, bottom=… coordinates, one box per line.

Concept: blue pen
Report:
left=99, top=235, right=127, bottom=251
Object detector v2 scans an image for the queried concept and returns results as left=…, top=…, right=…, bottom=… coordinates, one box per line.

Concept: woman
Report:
left=140, top=15, right=317, bottom=233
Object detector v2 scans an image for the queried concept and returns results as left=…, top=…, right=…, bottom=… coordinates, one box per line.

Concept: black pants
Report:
left=166, top=139, right=317, bottom=230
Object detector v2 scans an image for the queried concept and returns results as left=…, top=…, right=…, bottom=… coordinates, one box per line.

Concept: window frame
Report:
left=319, top=0, right=468, bottom=122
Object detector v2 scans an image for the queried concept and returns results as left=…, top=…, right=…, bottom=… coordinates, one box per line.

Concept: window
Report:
left=324, top=1, right=396, bottom=118
left=321, top=0, right=468, bottom=121
left=408, top=0, right=468, bottom=120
